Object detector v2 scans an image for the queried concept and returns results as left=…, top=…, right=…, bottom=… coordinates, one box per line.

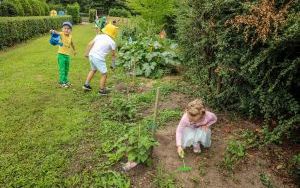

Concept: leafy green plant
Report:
left=107, top=122, right=158, bottom=165
left=116, top=36, right=181, bottom=78
left=126, top=124, right=158, bottom=163
left=92, top=171, right=130, bottom=188
left=240, top=129, right=261, bottom=148
left=259, top=173, right=274, bottom=188
left=177, top=158, right=192, bottom=172
left=103, top=98, right=137, bottom=122
left=221, top=140, right=246, bottom=172
left=154, top=166, right=176, bottom=187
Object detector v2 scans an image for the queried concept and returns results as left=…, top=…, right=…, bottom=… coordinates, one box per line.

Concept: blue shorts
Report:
left=89, top=55, right=107, bottom=74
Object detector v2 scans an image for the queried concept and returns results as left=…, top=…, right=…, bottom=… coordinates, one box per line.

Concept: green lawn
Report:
left=0, top=24, right=179, bottom=187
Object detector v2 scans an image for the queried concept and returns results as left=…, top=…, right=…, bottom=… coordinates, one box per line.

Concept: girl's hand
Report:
left=203, top=125, right=209, bottom=131
left=177, top=146, right=184, bottom=158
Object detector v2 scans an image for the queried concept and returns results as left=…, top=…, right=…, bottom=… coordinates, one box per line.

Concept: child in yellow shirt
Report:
left=50, top=22, right=76, bottom=88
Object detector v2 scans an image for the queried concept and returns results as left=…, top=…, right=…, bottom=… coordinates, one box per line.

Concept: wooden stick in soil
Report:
left=153, top=87, right=160, bottom=127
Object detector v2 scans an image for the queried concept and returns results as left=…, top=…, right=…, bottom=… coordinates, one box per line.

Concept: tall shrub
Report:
left=89, top=8, right=96, bottom=23
left=177, top=0, right=300, bottom=143
left=19, top=0, right=33, bottom=16
left=6, top=0, right=25, bottom=16
left=66, top=3, right=80, bottom=24
left=28, top=0, right=42, bottom=16
left=0, top=1, right=18, bottom=16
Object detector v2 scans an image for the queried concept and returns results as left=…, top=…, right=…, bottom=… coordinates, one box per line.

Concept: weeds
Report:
left=154, top=166, right=176, bottom=188
left=220, top=140, right=246, bottom=172
left=259, top=173, right=275, bottom=188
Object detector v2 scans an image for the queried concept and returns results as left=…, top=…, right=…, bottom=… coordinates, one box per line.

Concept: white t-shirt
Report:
left=89, top=34, right=116, bottom=61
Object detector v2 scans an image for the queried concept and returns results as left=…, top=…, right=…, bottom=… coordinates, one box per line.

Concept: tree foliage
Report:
left=127, top=0, right=175, bottom=25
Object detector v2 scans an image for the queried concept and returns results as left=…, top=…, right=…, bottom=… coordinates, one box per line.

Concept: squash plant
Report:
left=116, top=36, right=181, bottom=78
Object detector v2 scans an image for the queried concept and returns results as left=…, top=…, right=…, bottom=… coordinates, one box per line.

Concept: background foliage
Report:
left=0, top=16, right=72, bottom=49
left=176, top=0, right=300, bottom=143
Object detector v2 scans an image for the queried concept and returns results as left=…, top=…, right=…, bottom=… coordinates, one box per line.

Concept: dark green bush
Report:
left=41, top=1, right=50, bottom=16
left=177, top=0, right=300, bottom=143
left=28, top=0, right=42, bottom=16
left=108, top=8, right=131, bottom=18
left=0, top=16, right=72, bottom=50
left=6, top=0, right=25, bottom=16
left=89, top=9, right=96, bottom=23
left=19, top=0, right=32, bottom=16
left=0, top=1, right=19, bottom=17
left=66, top=3, right=80, bottom=24
left=36, top=1, right=45, bottom=16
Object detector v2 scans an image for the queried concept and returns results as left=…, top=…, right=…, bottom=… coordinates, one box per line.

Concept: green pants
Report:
left=57, top=53, right=70, bottom=84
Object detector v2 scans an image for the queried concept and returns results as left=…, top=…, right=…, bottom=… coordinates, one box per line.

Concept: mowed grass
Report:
left=0, top=23, right=182, bottom=187
left=0, top=24, right=114, bottom=187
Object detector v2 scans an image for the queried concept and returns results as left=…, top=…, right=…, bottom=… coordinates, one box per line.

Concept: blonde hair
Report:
left=186, top=99, right=205, bottom=116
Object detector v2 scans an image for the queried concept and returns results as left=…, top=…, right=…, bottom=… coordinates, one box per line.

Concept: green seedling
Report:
left=177, top=158, right=192, bottom=172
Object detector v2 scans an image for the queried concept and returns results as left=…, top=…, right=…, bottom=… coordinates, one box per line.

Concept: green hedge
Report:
left=0, top=16, right=72, bottom=50
left=6, top=0, right=25, bottom=16
left=89, top=9, right=96, bottom=23
left=177, top=0, right=300, bottom=143
left=0, top=1, right=19, bottom=17
left=66, top=3, right=80, bottom=24
left=108, top=8, right=131, bottom=18
left=19, top=0, right=33, bottom=16
left=28, top=0, right=42, bottom=16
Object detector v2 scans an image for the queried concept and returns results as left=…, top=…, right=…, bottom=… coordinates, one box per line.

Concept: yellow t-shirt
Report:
left=58, top=32, right=73, bottom=56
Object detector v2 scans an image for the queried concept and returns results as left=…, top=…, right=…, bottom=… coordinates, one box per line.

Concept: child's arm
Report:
left=71, top=40, right=76, bottom=56
left=176, top=113, right=189, bottom=147
left=50, top=29, right=60, bottom=35
left=206, top=112, right=217, bottom=127
left=111, top=50, right=116, bottom=69
left=84, top=40, right=95, bottom=57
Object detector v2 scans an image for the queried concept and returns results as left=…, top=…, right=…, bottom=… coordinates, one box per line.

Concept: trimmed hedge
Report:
left=108, top=8, right=131, bottom=18
left=0, top=16, right=72, bottom=50
left=66, top=3, right=80, bottom=24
